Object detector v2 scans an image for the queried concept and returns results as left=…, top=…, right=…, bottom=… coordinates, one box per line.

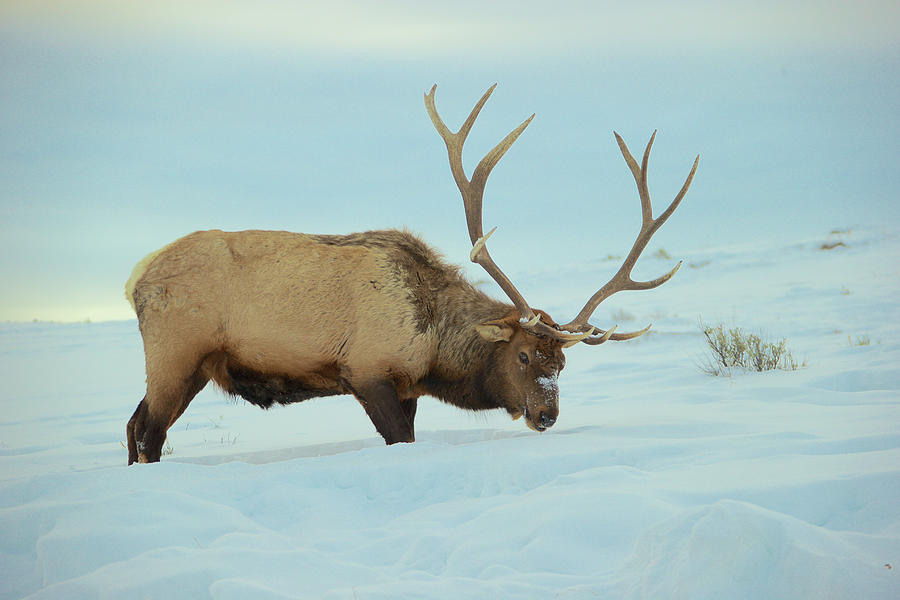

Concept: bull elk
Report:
left=125, top=84, right=698, bottom=464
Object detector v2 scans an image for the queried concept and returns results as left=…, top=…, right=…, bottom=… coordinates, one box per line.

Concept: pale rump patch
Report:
left=124, top=240, right=178, bottom=312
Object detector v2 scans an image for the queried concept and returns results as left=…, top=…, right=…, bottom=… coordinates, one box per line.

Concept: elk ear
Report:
left=475, top=319, right=515, bottom=343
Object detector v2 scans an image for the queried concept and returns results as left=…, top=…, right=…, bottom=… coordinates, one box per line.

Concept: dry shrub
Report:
left=700, top=321, right=801, bottom=376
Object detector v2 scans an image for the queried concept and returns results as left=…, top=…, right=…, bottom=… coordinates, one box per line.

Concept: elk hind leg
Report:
left=127, top=363, right=209, bottom=465
left=126, top=397, right=149, bottom=465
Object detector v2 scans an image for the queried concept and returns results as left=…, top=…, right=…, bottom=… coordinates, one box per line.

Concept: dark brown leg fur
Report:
left=126, top=397, right=166, bottom=464
left=400, top=398, right=418, bottom=436
left=126, top=397, right=147, bottom=465
left=126, top=368, right=209, bottom=465
left=353, top=380, right=416, bottom=444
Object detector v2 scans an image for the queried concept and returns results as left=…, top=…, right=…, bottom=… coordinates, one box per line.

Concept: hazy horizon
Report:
left=2, top=1, right=898, bottom=322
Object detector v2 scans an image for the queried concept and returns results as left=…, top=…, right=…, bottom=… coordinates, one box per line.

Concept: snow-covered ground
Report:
left=1, top=229, right=898, bottom=599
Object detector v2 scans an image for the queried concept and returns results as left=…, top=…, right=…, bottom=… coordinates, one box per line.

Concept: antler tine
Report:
left=425, top=84, right=538, bottom=322
left=616, top=130, right=655, bottom=224
left=425, top=84, right=496, bottom=235
left=469, top=116, right=534, bottom=224
left=562, top=132, right=699, bottom=340
left=581, top=324, right=651, bottom=345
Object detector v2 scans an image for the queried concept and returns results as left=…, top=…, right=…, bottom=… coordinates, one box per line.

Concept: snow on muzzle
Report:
left=524, top=372, right=560, bottom=432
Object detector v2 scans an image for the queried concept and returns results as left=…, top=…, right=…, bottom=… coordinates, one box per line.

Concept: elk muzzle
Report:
left=524, top=372, right=560, bottom=432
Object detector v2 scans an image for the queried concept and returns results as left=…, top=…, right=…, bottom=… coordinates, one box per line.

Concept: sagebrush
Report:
left=700, top=321, right=801, bottom=375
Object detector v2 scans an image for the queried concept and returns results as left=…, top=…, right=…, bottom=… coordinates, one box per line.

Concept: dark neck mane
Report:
left=424, top=281, right=513, bottom=410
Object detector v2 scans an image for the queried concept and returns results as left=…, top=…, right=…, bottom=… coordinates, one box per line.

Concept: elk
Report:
left=125, top=84, right=698, bottom=464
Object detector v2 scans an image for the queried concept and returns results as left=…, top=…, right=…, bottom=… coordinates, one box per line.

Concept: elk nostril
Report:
left=539, top=411, right=556, bottom=428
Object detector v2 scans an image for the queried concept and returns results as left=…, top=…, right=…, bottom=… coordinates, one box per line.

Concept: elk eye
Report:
left=519, top=352, right=530, bottom=365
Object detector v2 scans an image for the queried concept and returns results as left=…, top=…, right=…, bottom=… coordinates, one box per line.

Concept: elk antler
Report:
left=424, top=84, right=534, bottom=317
left=561, top=131, right=699, bottom=344
left=425, top=84, right=592, bottom=344
left=425, top=84, right=698, bottom=346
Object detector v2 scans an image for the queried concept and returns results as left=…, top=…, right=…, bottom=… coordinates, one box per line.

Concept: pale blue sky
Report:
left=1, top=1, right=898, bottom=321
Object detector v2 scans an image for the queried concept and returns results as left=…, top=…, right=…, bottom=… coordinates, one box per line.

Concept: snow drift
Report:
left=1, top=229, right=898, bottom=599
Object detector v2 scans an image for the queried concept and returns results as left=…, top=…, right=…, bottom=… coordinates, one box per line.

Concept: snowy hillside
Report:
left=1, top=229, right=898, bottom=599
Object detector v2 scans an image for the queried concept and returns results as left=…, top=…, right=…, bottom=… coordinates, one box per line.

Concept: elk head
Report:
left=474, top=309, right=566, bottom=431
left=425, top=84, right=699, bottom=432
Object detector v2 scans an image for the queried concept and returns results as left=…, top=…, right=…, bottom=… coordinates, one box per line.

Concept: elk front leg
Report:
left=352, top=380, right=416, bottom=444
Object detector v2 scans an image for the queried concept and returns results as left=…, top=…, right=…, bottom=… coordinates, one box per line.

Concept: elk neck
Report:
left=422, top=285, right=515, bottom=411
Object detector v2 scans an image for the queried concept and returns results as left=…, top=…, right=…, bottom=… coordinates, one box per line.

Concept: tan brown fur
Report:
left=125, top=87, right=695, bottom=465
left=126, top=228, right=567, bottom=464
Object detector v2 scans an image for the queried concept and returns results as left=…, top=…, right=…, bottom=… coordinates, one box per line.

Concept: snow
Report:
left=535, top=373, right=559, bottom=396
left=2, top=229, right=899, bottom=599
